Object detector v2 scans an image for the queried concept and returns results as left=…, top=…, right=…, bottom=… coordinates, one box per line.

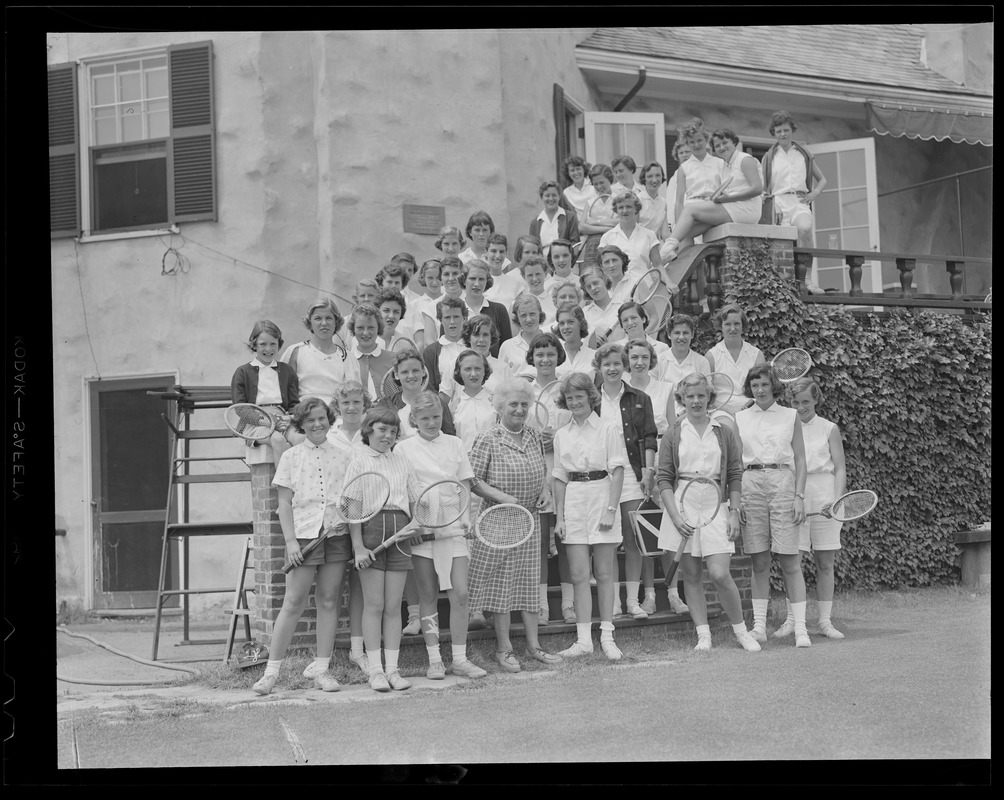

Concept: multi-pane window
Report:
left=90, top=57, right=170, bottom=146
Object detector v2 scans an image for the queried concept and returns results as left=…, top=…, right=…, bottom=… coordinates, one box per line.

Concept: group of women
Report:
left=233, top=119, right=848, bottom=694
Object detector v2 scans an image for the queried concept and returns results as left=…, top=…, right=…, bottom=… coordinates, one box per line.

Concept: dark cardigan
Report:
left=230, top=361, right=299, bottom=409
left=594, top=379, right=658, bottom=483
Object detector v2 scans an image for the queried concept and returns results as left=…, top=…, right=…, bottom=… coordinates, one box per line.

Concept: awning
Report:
left=866, top=101, right=992, bottom=146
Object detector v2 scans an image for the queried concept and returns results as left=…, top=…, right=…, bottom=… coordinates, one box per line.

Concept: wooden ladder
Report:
left=223, top=537, right=256, bottom=663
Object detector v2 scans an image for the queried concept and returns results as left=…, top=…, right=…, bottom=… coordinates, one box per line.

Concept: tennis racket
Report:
left=707, top=373, right=735, bottom=411
left=664, top=477, right=722, bottom=586
left=807, top=489, right=878, bottom=522
left=392, top=337, right=418, bottom=353
left=528, top=380, right=573, bottom=433
left=629, top=498, right=666, bottom=557
left=224, top=403, right=277, bottom=444
left=770, top=347, right=813, bottom=383
left=474, top=503, right=536, bottom=550
left=368, top=479, right=472, bottom=557
left=283, top=470, right=391, bottom=573
left=378, top=364, right=430, bottom=398
left=709, top=175, right=734, bottom=203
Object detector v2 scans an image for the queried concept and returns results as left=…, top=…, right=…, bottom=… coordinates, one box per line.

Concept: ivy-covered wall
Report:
left=693, top=238, right=992, bottom=591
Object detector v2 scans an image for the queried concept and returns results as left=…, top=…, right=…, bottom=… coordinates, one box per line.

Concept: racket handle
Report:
left=662, top=536, right=688, bottom=586
left=283, top=535, right=324, bottom=574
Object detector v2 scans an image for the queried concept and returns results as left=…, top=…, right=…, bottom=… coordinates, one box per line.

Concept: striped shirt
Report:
left=343, top=444, right=421, bottom=513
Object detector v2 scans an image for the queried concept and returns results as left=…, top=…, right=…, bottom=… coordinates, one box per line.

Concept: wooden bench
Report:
left=954, top=528, right=991, bottom=589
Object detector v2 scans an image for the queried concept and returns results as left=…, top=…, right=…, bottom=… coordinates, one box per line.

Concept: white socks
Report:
left=817, top=600, right=845, bottom=638
left=576, top=622, right=592, bottom=645
left=451, top=644, right=468, bottom=665
left=366, top=649, right=382, bottom=674
left=539, top=583, right=549, bottom=609
left=625, top=581, right=641, bottom=609
left=384, top=648, right=400, bottom=674
left=695, top=624, right=712, bottom=651
left=350, top=636, right=365, bottom=660
left=264, top=658, right=282, bottom=678
left=752, top=599, right=769, bottom=633
left=599, top=620, right=615, bottom=643
left=560, top=582, right=574, bottom=608
left=791, top=600, right=808, bottom=634
left=426, top=644, right=442, bottom=665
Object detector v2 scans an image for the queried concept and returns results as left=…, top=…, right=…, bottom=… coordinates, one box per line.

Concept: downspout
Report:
left=613, top=66, right=647, bottom=111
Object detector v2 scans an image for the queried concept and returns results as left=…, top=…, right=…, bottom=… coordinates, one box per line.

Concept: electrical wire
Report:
left=57, top=625, right=199, bottom=686
left=72, top=237, right=102, bottom=379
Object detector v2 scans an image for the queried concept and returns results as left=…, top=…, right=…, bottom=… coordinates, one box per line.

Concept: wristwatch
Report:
left=606, top=506, right=617, bottom=513
left=795, top=493, right=805, bottom=499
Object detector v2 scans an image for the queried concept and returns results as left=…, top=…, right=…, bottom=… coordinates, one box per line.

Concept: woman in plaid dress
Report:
left=468, top=378, right=562, bottom=672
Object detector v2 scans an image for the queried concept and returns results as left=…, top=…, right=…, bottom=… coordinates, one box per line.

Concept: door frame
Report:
left=585, top=111, right=667, bottom=173
left=85, top=371, right=178, bottom=609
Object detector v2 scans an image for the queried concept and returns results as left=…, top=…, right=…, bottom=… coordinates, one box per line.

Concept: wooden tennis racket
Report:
left=664, top=477, right=722, bottom=586
left=770, top=347, right=813, bottom=383
left=379, top=363, right=430, bottom=399
left=283, top=471, right=390, bottom=573
left=224, top=403, right=277, bottom=444
left=707, top=373, right=735, bottom=411
left=368, top=479, right=472, bottom=557
left=807, top=490, right=877, bottom=522
left=473, top=503, right=535, bottom=549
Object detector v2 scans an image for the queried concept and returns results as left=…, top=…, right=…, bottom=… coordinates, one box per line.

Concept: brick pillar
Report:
left=704, top=223, right=798, bottom=297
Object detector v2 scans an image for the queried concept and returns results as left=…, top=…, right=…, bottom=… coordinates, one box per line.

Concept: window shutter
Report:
left=168, top=41, right=216, bottom=223
left=553, top=83, right=569, bottom=187
left=49, top=63, right=80, bottom=239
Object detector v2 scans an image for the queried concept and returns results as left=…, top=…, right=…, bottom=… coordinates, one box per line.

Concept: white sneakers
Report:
left=559, top=641, right=594, bottom=658
left=734, top=630, right=762, bottom=652
left=773, top=619, right=796, bottom=639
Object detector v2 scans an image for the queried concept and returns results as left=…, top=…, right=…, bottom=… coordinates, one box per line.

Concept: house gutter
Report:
left=613, top=65, right=646, bottom=111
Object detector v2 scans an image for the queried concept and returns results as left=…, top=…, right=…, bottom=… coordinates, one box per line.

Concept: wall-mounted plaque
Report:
left=402, top=204, right=446, bottom=235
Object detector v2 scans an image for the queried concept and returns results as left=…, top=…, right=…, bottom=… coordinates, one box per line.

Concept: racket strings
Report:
left=680, top=481, right=720, bottom=527
left=708, top=373, right=735, bottom=409
left=227, top=406, right=273, bottom=439
left=773, top=349, right=813, bottom=382
left=338, top=474, right=390, bottom=522
left=830, top=491, right=876, bottom=520
left=413, top=483, right=470, bottom=527
left=478, top=505, right=533, bottom=548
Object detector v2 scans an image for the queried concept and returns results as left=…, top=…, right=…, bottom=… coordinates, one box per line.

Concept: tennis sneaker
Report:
left=524, top=647, right=562, bottom=665
left=819, top=622, right=845, bottom=639
left=386, top=671, right=411, bottom=691
left=426, top=661, right=447, bottom=680
left=640, top=596, right=657, bottom=616
left=368, top=671, right=391, bottom=692
left=694, top=635, right=713, bottom=652
left=772, top=619, right=796, bottom=639
left=402, top=615, right=422, bottom=637
left=302, top=660, right=329, bottom=679
left=627, top=603, right=649, bottom=620
left=495, top=650, right=521, bottom=673
left=735, top=630, right=762, bottom=652
left=468, top=611, right=487, bottom=630
left=600, top=640, right=623, bottom=661
left=667, top=590, right=689, bottom=614
left=750, top=626, right=768, bottom=644
left=558, top=641, right=594, bottom=658
left=448, top=659, right=488, bottom=679
left=252, top=673, right=278, bottom=696
left=561, top=604, right=577, bottom=624
left=313, top=671, right=341, bottom=692
left=539, top=605, right=552, bottom=624
left=795, top=631, right=812, bottom=648
left=349, top=651, right=370, bottom=672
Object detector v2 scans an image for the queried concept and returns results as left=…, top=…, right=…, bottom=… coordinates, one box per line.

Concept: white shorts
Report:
left=411, top=525, right=469, bottom=590
left=797, top=473, right=843, bottom=552
left=657, top=483, right=734, bottom=558
left=562, top=479, right=622, bottom=546
left=773, top=193, right=813, bottom=226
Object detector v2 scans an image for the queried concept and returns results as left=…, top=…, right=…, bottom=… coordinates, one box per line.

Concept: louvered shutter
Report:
left=49, top=63, right=80, bottom=238
left=168, top=41, right=216, bottom=222
left=553, top=83, right=568, bottom=187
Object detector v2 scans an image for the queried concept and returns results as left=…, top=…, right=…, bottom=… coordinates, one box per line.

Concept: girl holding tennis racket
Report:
left=581, top=269, right=620, bottom=349
left=705, top=304, right=765, bottom=416
left=657, top=374, right=762, bottom=652
left=778, top=377, right=848, bottom=639
left=552, top=371, right=628, bottom=659
left=377, top=348, right=458, bottom=439
left=253, top=398, right=351, bottom=695
left=599, top=192, right=662, bottom=281
left=662, top=313, right=711, bottom=388
left=735, top=364, right=810, bottom=647
left=348, top=407, right=423, bottom=692
left=594, top=342, right=660, bottom=621
left=230, top=320, right=300, bottom=459
left=598, top=244, right=636, bottom=307
left=616, top=301, right=674, bottom=381
left=393, top=392, right=489, bottom=679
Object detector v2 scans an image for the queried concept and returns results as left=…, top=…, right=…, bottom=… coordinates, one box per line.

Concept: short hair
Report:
left=562, top=154, right=591, bottom=183
left=491, top=377, right=535, bottom=413
left=434, top=226, right=466, bottom=251
left=538, top=180, right=561, bottom=198
left=453, top=348, right=492, bottom=386
left=611, top=155, right=637, bottom=174
left=461, top=260, right=494, bottom=291
left=360, top=406, right=400, bottom=444
left=626, top=337, right=658, bottom=371
left=788, top=376, right=824, bottom=405
left=716, top=303, right=749, bottom=331
left=678, top=117, right=709, bottom=142
left=551, top=279, right=585, bottom=309
left=408, top=390, right=444, bottom=427
left=554, top=302, right=589, bottom=340
left=247, top=319, right=284, bottom=351
left=743, top=364, right=784, bottom=399
left=391, top=252, right=416, bottom=271
left=641, top=161, right=666, bottom=183
left=376, top=262, right=410, bottom=288
left=769, top=110, right=797, bottom=136
left=353, top=277, right=379, bottom=299
left=672, top=138, right=690, bottom=164
left=710, top=128, right=740, bottom=148
left=674, top=372, right=716, bottom=408
left=465, top=210, right=495, bottom=238
left=593, top=341, right=629, bottom=371
left=439, top=255, right=463, bottom=276
left=556, top=372, right=601, bottom=412
left=375, top=287, right=407, bottom=317
left=580, top=267, right=612, bottom=292
left=462, top=314, right=500, bottom=350
left=519, top=254, right=548, bottom=279
left=667, top=313, right=697, bottom=335
left=511, top=293, right=545, bottom=328
left=618, top=300, right=650, bottom=328
left=416, top=258, right=442, bottom=288
left=598, top=245, right=629, bottom=274
left=612, top=191, right=642, bottom=214
left=291, top=397, right=336, bottom=433
left=347, top=303, right=385, bottom=336
left=589, top=163, right=614, bottom=184
left=525, top=332, right=566, bottom=366
left=486, top=232, right=509, bottom=251
left=513, top=235, right=542, bottom=263
left=546, top=238, right=574, bottom=270
left=331, top=380, right=373, bottom=414
left=436, top=294, right=468, bottom=321
left=302, top=299, right=343, bottom=335
left=384, top=348, right=426, bottom=393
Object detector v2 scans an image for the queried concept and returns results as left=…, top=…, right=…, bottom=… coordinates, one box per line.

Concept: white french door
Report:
left=806, top=138, right=882, bottom=293
left=585, top=112, right=667, bottom=173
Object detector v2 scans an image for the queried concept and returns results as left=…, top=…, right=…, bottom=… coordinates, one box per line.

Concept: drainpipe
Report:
left=614, top=66, right=647, bottom=112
